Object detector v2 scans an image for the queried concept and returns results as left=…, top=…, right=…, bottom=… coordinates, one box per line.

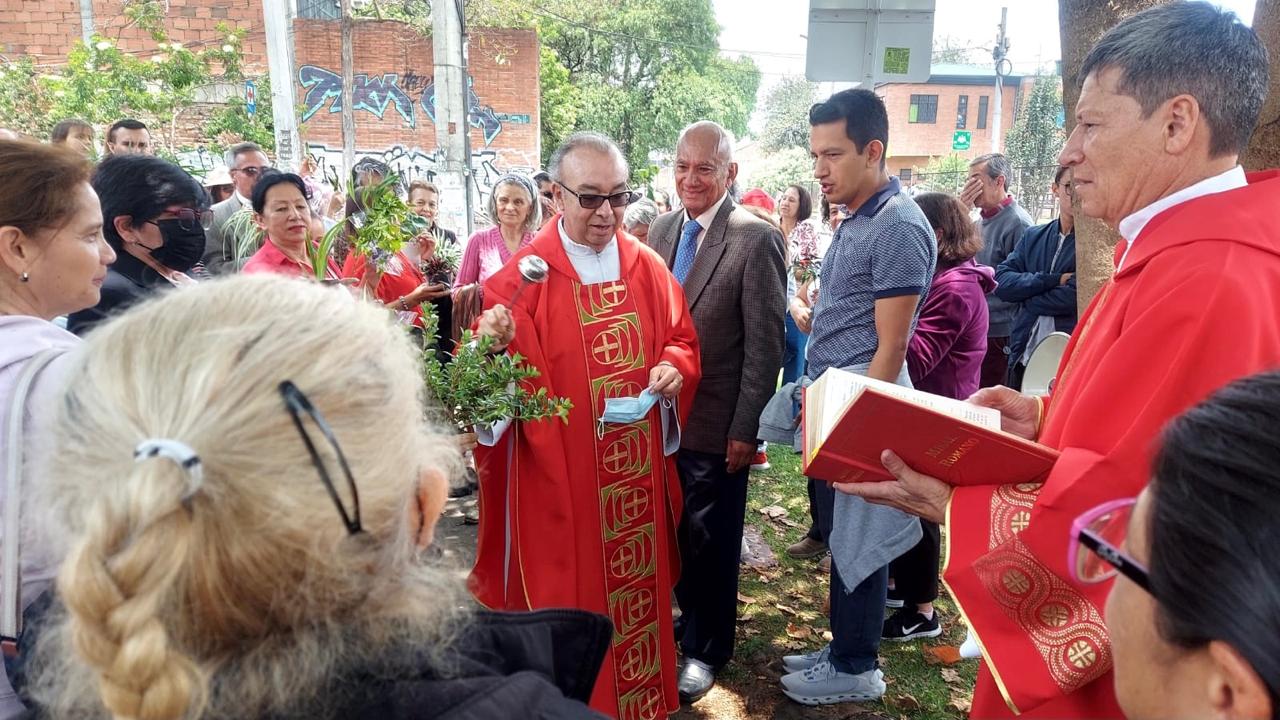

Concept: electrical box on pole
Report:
left=805, top=0, right=936, bottom=84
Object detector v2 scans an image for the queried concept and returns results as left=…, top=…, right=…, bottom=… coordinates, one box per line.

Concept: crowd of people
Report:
left=2, top=3, right=1279, bottom=719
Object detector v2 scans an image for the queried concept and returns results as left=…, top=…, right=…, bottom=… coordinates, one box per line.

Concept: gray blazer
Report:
left=647, top=198, right=786, bottom=455
left=201, top=196, right=246, bottom=276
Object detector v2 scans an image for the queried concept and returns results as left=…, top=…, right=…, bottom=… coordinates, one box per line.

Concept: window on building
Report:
left=977, top=96, right=990, bottom=129
left=909, top=94, right=938, bottom=124
left=899, top=168, right=913, bottom=183
left=297, top=0, right=340, bottom=19
left=956, top=95, right=969, bottom=129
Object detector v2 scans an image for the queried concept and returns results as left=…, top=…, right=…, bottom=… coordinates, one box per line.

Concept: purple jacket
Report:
left=908, top=259, right=996, bottom=400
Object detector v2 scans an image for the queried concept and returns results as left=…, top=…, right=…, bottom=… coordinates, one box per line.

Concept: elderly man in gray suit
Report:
left=645, top=120, right=786, bottom=703
left=201, top=141, right=272, bottom=275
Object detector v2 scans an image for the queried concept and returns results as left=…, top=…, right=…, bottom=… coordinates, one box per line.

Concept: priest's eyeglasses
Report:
left=1068, top=498, right=1150, bottom=592
left=280, top=380, right=363, bottom=536
left=560, top=185, right=641, bottom=210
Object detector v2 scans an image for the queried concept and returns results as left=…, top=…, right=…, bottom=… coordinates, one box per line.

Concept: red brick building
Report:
left=876, top=64, right=1042, bottom=182
left=0, top=0, right=542, bottom=188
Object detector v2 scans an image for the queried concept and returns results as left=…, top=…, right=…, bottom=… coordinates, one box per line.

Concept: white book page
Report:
left=815, top=368, right=1001, bottom=439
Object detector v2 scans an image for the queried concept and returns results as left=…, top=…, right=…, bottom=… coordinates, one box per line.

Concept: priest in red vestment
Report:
left=468, top=132, right=701, bottom=720
left=835, top=6, right=1280, bottom=718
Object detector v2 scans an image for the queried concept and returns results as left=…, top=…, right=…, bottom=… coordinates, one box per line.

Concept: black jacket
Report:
left=994, top=218, right=1078, bottom=364
left=17, top=608, right=612, bottom=720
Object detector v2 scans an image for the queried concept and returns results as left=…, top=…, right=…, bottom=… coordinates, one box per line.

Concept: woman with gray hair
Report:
left=622, top=198, right=659, bottom=242
left=454, top=173, right=541, bottom=288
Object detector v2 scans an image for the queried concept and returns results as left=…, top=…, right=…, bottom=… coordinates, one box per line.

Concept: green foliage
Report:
left=221, top=208, right=265, bottom=266
left=538, top=0, right=760, bottom=179
left=1005, top=76, right=1066, bottom=217
left=743, top=146, right=814, bottom=196
left=346, top=175, right=429, bottom=272
left=914, top=153, right=973, bottom=195
left=760, top=75, right=817, bottom=153
left=0, top=17, right=248, bottom=153
left=420, top=305, right=572, bottom=430
left=202, top=76, right=276, bottom=154
left=539, top=46, right=581, bottom=167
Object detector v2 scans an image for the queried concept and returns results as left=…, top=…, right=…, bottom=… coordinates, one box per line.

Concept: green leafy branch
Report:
left=420, top=304, right=572, bottom=431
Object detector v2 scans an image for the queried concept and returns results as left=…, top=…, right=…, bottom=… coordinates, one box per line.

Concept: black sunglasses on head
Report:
left=280, top=380, right=363, bottom=536
left=560, top=185, right=640, bottom=210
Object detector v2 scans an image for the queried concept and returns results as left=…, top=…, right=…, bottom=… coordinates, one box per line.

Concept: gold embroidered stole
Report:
left=575, top=279, right=666, bottom=720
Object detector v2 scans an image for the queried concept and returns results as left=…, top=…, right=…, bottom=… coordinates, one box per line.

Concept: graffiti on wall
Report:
left=299, top=65, right=417, bottom=127
left=297, top=65, right=532, bottom=145
left=304, top=142, right=536, bottom=229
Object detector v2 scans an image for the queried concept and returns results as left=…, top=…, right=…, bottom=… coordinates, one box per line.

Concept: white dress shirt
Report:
left=1116, top=166, right=1247, bottom=270
left=684, top=191, right=730, bottom=252
left=558, top=219, right=620, bottom=283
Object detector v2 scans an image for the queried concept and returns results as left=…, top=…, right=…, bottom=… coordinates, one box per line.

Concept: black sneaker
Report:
left=885, top=586, right=905, bottom=609
left=881, top=608, right=942, bottom=642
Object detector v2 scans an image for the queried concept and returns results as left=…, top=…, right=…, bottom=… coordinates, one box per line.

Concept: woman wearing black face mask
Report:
left=67, top=155, right=211, bottom=335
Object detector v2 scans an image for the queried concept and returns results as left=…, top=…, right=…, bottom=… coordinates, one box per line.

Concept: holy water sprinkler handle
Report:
left=467, top=255, right=549, bottom=350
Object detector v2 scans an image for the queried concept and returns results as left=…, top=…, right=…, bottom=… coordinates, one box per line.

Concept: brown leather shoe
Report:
left=787, top=536, right=828, bottom=559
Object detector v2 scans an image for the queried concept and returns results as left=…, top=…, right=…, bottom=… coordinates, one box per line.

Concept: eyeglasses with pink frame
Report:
left=1068, top=497, right=1151, bottom=593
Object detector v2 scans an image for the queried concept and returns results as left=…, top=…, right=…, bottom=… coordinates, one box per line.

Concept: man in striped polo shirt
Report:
left=779, top=88, right=937, bottom=706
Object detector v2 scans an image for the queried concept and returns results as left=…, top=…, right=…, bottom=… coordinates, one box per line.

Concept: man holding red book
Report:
left=837, top=4, right=1280, bottom=717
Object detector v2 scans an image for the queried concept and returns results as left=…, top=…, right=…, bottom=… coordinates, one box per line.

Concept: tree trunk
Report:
left=1058, top=0, right=1168, bottom=309
left=1244, top=0, right=1280, bottom=171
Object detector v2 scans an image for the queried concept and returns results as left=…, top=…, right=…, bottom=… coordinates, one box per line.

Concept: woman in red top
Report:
left=242, top=172, right=341, bottom=280
left=342, top=233, right=450, bottom=327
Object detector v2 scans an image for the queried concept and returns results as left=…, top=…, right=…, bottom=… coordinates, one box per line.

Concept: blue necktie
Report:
left=672, top=219, right=702, bottom=285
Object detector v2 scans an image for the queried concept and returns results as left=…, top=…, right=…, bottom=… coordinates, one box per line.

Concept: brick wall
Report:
left=293, top=20, right=541, bottom=180
left=0, top=0, right=268, bottom=66
left=878, top=76, right=1036, bottom=178
left=0, top=1, right=542, bottom=184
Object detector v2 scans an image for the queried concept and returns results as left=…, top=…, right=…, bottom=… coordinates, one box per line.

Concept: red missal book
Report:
left=802, top=368, right=1059, bottom=487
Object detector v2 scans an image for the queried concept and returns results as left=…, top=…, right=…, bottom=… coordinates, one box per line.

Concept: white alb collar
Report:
left=558, top=219, right=616, bottom=256
left=1116, top=166, right=1246, bottom=270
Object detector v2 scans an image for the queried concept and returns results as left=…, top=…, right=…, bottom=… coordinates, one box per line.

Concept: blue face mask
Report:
left=600, top=388, right=660, bottom=424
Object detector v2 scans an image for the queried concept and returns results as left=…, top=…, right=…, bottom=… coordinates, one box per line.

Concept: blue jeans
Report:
left=814, top=478, right=888, bottom=675
left=782, top=314, right=808, bottom=388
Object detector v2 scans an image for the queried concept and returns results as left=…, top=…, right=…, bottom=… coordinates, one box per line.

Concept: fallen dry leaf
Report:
left=778, top=517, right=802, bottom=528
left=893, top=694, right=922, bottom=711
left=925, top=644, right=964, bottom=665
left=774, top=603, right=798, bottom=616
left=737, top=592, right=757, bottom=605
left=759, top=504, right=789, bottom=519
left=785, top=622, right=812, bottom=639
left=940, top=668, right=964, bottom=685
left=949, top=690, right=973, bottom=713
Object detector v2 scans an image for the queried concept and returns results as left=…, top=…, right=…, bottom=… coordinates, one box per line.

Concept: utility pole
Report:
left=991, top=6, right=1011, bottom=153
left=340, top=0, right=357, bottom=187
left=433, top=0, right=473, bottom=236
left=261, top=0, right=301, bottom=170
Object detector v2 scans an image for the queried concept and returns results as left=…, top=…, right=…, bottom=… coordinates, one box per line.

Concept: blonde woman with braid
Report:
left=18, top=276, right=610, bottom=720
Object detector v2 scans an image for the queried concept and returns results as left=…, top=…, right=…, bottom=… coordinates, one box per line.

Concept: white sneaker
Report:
left=781, top=645, right=829, bottom=674
left=780, top=661, right=886, bottom=706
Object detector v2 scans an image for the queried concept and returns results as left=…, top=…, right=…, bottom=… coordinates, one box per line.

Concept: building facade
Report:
left=876, top=64, right=1039, bottom=183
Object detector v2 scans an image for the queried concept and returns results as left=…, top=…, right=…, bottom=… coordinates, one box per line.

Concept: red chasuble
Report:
left=944, top=171, right=1280, bottom=717
left=468, top=219, right=701, bottom=720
